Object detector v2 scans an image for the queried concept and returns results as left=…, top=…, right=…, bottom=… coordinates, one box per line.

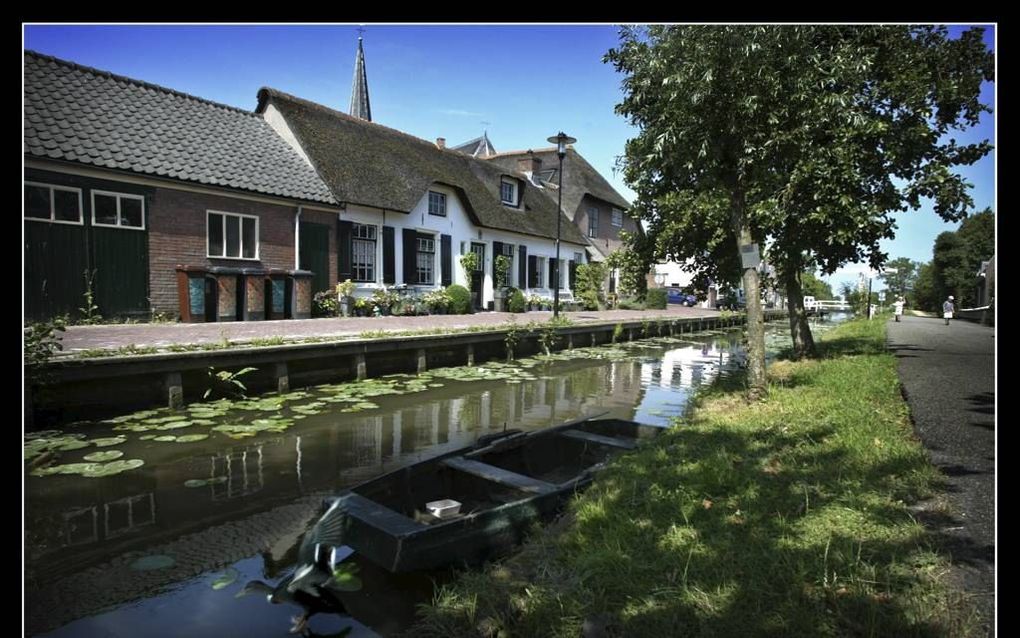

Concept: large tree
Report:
left=878, top=257, right=920, bottom=301
left=929, top=207, right=994, bottom=306
left=607, top=25, right=993, bottom=376
left=801, top=271, right=834, bottom=300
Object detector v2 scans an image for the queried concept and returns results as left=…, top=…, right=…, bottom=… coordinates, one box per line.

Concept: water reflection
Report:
left=27, top=321, right=840, bottom=637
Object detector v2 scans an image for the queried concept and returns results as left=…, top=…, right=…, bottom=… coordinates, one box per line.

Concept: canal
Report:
left=25, top=315, right=847, bottom=637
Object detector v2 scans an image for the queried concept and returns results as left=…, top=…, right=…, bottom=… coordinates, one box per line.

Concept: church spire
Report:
left=349, top=35, right=372, bottom=122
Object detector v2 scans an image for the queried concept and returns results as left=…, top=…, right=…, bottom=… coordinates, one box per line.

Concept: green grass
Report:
left=409, top=317, right=979, bottom=638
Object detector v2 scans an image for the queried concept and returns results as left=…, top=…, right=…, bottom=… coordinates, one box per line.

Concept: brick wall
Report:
left=148, top=187, right=335, bottom=315
left=572, top=194, right=638, bottom=258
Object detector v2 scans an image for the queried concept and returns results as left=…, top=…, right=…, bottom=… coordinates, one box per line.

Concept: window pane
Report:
left=93, top=194, right=118, bottom=225
left=225, top=215, right=240, bottom=257
left=25, top=185, right=50, bottom=219
left=242, top=217, right=256, bottom=258
left=208, top=213, right=224, bottom=256
left=121, top=197, right=143, bottom=227
left=53, top=189, right=80, bottom=222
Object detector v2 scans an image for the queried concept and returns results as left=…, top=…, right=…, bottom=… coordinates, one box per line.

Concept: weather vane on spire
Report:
left=356, top=26, right=366, bottom=38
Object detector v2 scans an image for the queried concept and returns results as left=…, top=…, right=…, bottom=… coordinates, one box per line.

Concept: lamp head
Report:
left=546, top=132, right=577, bottom=158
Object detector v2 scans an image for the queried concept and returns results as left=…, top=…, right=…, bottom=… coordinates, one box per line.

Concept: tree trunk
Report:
left=729, top=187, right=767, bottom=400
left=783, top=267, right=817, bottom=359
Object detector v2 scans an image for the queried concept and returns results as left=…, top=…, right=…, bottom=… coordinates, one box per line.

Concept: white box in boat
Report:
left=425, top=499, right=462, bottom=519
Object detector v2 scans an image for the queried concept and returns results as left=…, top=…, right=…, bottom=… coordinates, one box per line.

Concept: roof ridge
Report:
left=261, top=87, right=530, bottom=179
left=487, top=147, right=561, bottom=158
left=24, top=49, right=260, bottom=118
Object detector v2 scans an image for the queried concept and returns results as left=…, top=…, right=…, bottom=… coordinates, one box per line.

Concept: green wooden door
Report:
left=92, top=226, right=149, bottom=317
left=299, top=221, right=331, bottom=297
left=24, top=221, right=88, bottom=321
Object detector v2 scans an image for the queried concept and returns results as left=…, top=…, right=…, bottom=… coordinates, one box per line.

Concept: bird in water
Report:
left=240, top=500, right=352, bottom=634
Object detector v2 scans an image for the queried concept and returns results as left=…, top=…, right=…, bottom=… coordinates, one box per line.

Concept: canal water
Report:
left=24, top=315, right=847, bottom=637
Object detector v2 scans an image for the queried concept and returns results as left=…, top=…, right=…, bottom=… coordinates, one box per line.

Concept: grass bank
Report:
left=408, top=317, right=978, bottom=637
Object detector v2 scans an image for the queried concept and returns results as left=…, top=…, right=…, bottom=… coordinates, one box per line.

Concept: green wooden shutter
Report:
left=382, top=226, right=395, bottom=284
left=403, top=228, right=417, bottom=285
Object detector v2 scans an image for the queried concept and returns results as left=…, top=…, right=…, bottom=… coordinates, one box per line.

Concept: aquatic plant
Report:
left=203, top=366, right=257, bottom=400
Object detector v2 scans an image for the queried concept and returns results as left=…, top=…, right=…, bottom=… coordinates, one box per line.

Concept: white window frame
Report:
left=91, top=189, right=146, bottom=231
left=534, top=257, right=546, bottom=289
left=351, top=223, right=378, bottom=283
left=428, top=191, right=447, bottom=217
left=500, top=178, right=518, bottom=206
left=207, top=210, right=260, bottom=260
left=611, top=208, right=624, bottom=227
left=416, top=233, right=437, bottom=286
left=24, top=181, right=84, bottom=226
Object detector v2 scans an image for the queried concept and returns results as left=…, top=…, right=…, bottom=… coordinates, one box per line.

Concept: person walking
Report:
left=894, top=296, right=905, bottom=322
left=943, top=295, right=955, bottom=325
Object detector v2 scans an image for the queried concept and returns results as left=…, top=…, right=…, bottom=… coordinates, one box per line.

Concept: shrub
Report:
left=575, top=262, right=608, bottom=310
left=508, top=288, right=526, bottom=313
left=618, top=298, right=645, bottom=310
left=313, top=290, right=339, bottom=317
left=645, top=288, right=668, bottom=309
left=447, top=284, right=473, bottom=314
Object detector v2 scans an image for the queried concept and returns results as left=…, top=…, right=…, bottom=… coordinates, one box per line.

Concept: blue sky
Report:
left=24, top=24, right=995, bottom=291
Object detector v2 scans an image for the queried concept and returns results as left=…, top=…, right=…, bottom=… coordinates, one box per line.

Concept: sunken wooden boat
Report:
left=311, top=416, right=661, bottom=573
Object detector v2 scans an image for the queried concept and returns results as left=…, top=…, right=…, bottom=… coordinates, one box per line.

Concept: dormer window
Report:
left=428, top=190, right=447, bottom=216
left=500, top=178, right=519, bottom=206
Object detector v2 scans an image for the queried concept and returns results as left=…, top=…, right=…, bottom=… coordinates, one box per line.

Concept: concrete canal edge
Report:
left=29, top=312, right=787, bottom=423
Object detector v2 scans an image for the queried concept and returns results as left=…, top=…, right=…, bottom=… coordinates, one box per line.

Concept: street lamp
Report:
left=546, top=132, right=576, bottom=319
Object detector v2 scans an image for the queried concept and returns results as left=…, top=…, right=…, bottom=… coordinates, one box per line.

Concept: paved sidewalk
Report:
left=57, top=306, right=725, bottom=352
left=887, top=315, right=995, bottom=635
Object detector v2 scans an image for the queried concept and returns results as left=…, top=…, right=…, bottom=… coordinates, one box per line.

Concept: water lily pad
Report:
left=24, top=429, right=63, bottom=440
left=174, top=434, right=209, bottom=443
left=90, top=436, right=128, bottom=447
left=56, top=440, right=91, bottom=451
left=30, top=462, right=101, bottom=477
left=83, top=450, right=124, bottom=462
left=185, top=476, right=228, bottom=488
left=211, top=568, right=239, bottom=590
left=156, top=421, right=193, bottom=430
left=153, top=435, right=178, bottom=442
left=139, top=434, right=157, bottom=440
left=81, top=459, right=145, bottom=477
left=130, top=554, right=175, bottom=571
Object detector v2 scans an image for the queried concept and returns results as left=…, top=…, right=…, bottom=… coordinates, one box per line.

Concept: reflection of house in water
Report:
left=211, top=445, right=265, bottom=500
left=642, top=343, right=732, bottom=390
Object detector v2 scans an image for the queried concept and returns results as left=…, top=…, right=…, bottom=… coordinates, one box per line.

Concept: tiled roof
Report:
left=23, top=50, right=336, bottom=205
left=487, top=148, right=631, bottom=218
left=258, top=88, right=589, bottom=246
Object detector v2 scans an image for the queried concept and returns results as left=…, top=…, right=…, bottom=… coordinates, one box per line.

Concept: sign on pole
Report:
left=740, top=243, right=761, bottom=269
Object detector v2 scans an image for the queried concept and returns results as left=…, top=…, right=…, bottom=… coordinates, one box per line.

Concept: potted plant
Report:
left=336, top=279, right=357, bottom=317
left=493, top=255, right=512, bottom=312
left=459, top=252, right=480, bottom=309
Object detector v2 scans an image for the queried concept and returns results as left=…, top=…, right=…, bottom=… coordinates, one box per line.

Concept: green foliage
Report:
left=336, top=279, right=357, bottom=299
left=79, top=269, right=103, bottom=325
left=537, top=321, right=558, bottom=355
left=606, top=242, right=649, bottom=299
left=313, top=289, right=339, bottom=317
left=458, top=251, right=479, bottom=274
left=645, top=288, right=668, bottom=309
left=800, top=271, right=834, bottom=300
left=204, top=367, right=257, bottom=400
left=508, top=288, right=526, bottom=313
left=446, top=284, right=473, bottom=315
left=927, top=208, right=995, bottom=307
left=912, top=262, right=939, bottom=312
left=494, top=255, right=512, bottom=289
left=503, top=320, right=522, bottom=361
left=612, top=323, right=624, bottom=343
left=24, top=318, right=66, bottom=371
left=422, top=288, right=452, bottom=313
left=575, top=262, right=608, bottom=310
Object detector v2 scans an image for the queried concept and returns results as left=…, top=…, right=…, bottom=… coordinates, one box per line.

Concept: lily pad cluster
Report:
left=30, top=458, right=145, bottom=478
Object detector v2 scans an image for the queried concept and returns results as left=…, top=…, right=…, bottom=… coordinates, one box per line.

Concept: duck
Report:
left=241, top=501, right=351, bottom=634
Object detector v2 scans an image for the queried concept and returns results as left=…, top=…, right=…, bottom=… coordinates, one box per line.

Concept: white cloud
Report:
left=437, top=108, right=484, bottom=117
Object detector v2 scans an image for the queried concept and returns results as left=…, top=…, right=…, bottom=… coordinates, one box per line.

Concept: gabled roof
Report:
left=257, top=88, right=588, bottom=246
left=487, top=147, right=631, bottom=219
left=23, top=50, right=336, bottom=205
left=451, top=132, right=496, bottom=158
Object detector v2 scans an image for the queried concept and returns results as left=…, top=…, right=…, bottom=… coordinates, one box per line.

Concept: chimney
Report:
left=516, top=150, right=543, bottom=174
left=436, top=137, right=446, bottom=149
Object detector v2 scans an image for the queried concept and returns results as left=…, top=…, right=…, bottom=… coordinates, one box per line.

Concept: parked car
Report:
left=667, top=288, right=698, bottom=306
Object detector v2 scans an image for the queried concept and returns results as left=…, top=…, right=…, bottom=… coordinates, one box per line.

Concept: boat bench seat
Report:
left=342, top=493, right=427, bottom=535
left=558, top=429, right=636, bottom=450
left=442, top=457, right=557, bottom=494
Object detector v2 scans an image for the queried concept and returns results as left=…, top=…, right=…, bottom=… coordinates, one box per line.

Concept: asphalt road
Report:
left=887, top=315, right=995, bottom=635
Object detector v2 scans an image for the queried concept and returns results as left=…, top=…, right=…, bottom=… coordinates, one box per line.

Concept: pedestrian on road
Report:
left=943, top=295, right=955, bottom=325
left=894, top=296, right=905, bottom=322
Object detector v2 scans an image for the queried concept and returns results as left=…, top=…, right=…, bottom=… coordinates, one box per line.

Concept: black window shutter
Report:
left=518, top=245, right=527, bottom=289
left=491, top=241, right=504, bottom=278
left=382, top=226, right=395, bottom=284
left=337, top=220, right=353, bottom=281
left=402, top=228, right=417, bottom=285
left=528, top=255, right=538, bottom=288
left=441, top=234, right=452, bottom=287
left=569, top=260, right=577, bottom=291
left=549, top=259, right=557, bottom=289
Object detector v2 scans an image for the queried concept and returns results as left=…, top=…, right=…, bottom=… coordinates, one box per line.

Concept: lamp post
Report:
left=547, top=131, right=576, bottom=319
